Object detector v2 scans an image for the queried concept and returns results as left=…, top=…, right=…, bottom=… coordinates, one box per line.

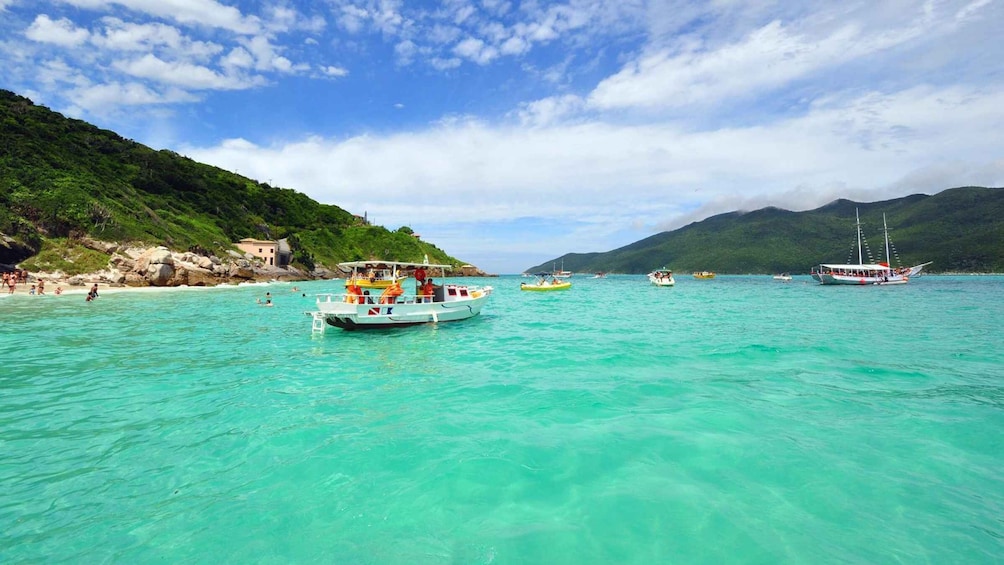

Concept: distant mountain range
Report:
left=0, top=89, right=462, bottom=271
left=526, top=186, right=1004, bottom=274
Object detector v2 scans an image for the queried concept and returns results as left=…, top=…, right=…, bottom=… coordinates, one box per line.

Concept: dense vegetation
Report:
left=0, top=90, right=461, bottom=270
left=527, top=187, right=1004, bottom=274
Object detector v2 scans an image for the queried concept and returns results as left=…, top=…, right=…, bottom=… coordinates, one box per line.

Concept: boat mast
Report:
left=855, top=208, right=863, bottom=265
left=882, top=213, right=891, bottom=267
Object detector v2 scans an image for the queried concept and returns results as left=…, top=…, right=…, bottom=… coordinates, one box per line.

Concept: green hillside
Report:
left=527, top=187, right=1004, bottom=274
left=0, top=90, right=461, bottom=271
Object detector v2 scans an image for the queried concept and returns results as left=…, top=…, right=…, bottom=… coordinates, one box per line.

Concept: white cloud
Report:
left=25, top=14, right=90, bottom=46
left=68, top=81, right=198, bottom=112
left=113, top=53, right=257, bottom=90
left=955, top=0, right=993, bottom=22
left=37, top=58, right=91, bottom=88
left=184, top=84, right=1004, bottom=238
left=336, top=4, right=369, bottom=34
left=499, top=35, right=528, bottom=56
left=587, top=17, right=924, bottom=112
left=240, top=34, right=299, bottom=72
left=322, top=65, right=349, bottom=77
left=220, top=46, right=254, bottom=69
left=515, top=94, right=585, bottom=127
left=57, top=0, right=261, bottom=34
left=429, top=56, right=462, bottom=70
left=394, top=39, right=417, bottom=64
left=453, top=37, right=498, bottom=65
left=90, top=18, right=222, bottom=59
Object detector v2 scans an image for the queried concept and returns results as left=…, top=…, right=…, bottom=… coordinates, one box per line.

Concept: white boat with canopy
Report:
left=310, top=260, right=492, bottom=331
left=647, top=269, right=675, bottom=286
left=810, top=209, right=931, bottom=286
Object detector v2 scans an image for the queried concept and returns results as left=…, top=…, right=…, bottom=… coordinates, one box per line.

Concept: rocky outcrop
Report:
left=18, top=237, right=491, bottom=287
left=133, top=246, right=175, bottom=286
left=0, top=235, right=39, bottom=267
left=22, top=239, right=310, bottom=288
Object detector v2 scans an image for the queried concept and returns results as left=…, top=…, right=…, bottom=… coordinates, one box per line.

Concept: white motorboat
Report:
left=773, top=273, right=792, bottom=282
left=810, top=209, right=931, bottom=286
left=310, top=260, right=492, bottom=331
left=647, top=269, right=675, bottom=286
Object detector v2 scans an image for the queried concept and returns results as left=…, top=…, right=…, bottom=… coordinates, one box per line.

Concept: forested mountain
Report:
left=527, top=187, right=1004, bottom=274
left=0, top=90, right=460, bottom=270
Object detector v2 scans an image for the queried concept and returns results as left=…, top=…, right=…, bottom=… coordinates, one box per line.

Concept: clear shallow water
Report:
left=2, top=275, right=1002, bottom=564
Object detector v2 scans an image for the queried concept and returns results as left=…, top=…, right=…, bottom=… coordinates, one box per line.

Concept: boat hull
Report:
left=648, top=277, right=675, bottom=286
left=520, top=282, right=571, bottom=291
left=315, top=289, right=492, bottom=330
left=811, top=271, right=908, bottom=285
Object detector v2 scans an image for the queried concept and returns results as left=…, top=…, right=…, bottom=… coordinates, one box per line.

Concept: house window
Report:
left=258, top=248, right=263, bottom=253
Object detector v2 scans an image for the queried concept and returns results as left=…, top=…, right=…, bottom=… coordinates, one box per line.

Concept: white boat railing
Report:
left=317, top=293, right=437, bottom=305
left=316, top=286, right=491, bottom=306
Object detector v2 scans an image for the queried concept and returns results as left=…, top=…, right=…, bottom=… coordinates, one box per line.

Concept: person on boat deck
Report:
left=380, top=281, right=404, bottom=304
left=420, top=278, right=435, bottom=301
left=346, top=283, right=363, bottom=303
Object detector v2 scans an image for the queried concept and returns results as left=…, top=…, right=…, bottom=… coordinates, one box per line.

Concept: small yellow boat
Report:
left=693, top=271, right=716, bottom=279
left=520, top=274, right=571, bottom=291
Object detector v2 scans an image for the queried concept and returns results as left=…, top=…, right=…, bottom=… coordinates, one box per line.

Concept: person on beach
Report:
left=29, top=284, right=36, bottom=295
left=37, top=280, right=45, bottom=295
left=55, top=287, right=63, bottom=295
left=86, top=283, right=99, bottom=302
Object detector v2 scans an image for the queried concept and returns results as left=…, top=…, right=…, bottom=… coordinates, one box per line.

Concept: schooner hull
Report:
left=812, top=272, right=908, bottom=285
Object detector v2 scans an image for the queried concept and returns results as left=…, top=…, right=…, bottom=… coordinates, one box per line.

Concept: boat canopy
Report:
left=819, top=263, right=893, bottom=271
left=338, top=260, right=452, bottom=270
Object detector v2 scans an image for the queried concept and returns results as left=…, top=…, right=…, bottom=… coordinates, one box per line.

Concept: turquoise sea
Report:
left=2, top=275, right=1002, bottom=564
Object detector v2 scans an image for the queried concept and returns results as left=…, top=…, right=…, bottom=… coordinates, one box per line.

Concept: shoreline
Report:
left=0, top=279, right=308, bottom=300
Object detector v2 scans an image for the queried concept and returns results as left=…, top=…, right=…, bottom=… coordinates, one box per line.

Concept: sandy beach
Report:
left=0, top=280, right=281, bottom=300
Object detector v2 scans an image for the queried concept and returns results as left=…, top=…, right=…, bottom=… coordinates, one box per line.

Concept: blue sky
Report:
left=2, top=0, right=1003, bottom=274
